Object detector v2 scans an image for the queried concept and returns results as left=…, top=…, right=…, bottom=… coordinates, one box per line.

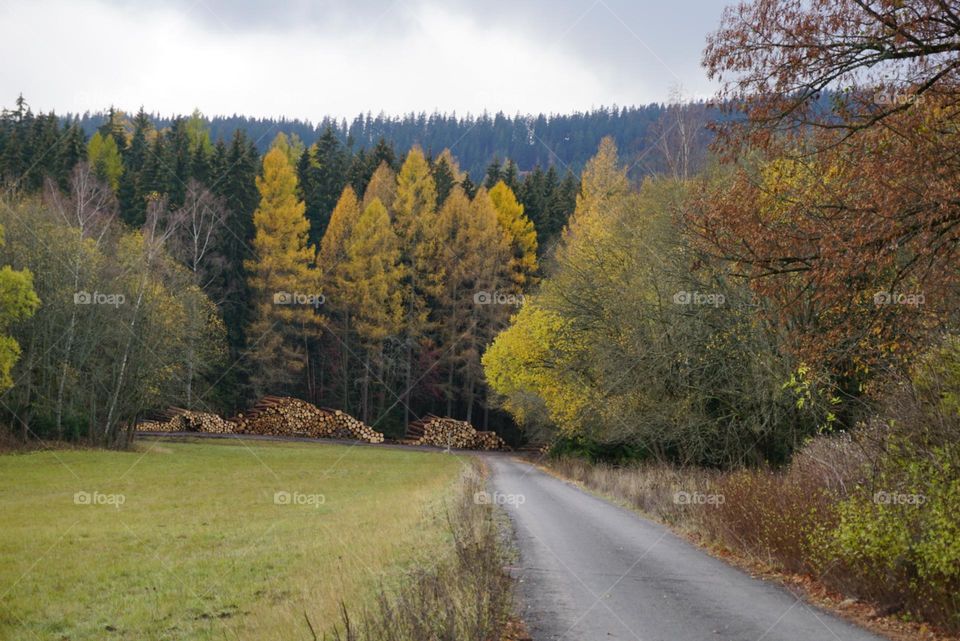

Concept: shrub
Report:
left=810, top=335, right=960, bottom=631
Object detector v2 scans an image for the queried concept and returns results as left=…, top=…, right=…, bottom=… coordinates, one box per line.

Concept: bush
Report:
left=809, top=336, right=960, bottom=630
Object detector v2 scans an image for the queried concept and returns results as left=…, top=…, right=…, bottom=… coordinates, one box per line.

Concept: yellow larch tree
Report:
left=488, top=180, right=539, bottom=293
left=245, top=145, right=321, bottom=396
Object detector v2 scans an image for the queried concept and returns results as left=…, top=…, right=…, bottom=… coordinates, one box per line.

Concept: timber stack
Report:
left=232, top=396, right=384, bottom=443
left=406, top=415, right=506, bottom=450
left=139, top=408, right=232, bottom=433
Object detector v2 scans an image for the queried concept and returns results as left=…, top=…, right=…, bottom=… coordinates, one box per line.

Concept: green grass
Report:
left=0, top=438, right=467, bottom=641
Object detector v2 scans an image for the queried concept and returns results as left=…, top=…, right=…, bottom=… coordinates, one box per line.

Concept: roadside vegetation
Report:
left=324, top=464, right=514, bottom=641
left=483, top=0, right=960, bottom=634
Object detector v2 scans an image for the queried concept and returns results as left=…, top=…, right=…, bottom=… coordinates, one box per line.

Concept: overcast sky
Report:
left=0, top=0, right=733, bottom=120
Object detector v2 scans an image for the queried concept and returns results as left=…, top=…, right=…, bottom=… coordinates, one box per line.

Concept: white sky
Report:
left=0, top=0, right=731, bottom=120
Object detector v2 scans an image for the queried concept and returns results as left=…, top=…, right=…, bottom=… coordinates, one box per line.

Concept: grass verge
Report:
left=321, top=462, right=516, bottom=641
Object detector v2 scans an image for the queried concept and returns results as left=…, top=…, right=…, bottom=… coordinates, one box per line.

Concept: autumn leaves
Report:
left=245, top=137, right=538, bottom=427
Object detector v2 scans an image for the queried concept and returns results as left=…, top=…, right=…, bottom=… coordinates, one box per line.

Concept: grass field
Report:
left=0, top=438, right=467, bottom=641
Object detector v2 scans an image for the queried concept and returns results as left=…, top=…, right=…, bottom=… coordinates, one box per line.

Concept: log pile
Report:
left=139, top=408, right=232, bottom=433
left=232, top=396, right=384, bottom=443
left=473, top=430, right=508, bottom=451
left=407, top=415, right=505, bottom=450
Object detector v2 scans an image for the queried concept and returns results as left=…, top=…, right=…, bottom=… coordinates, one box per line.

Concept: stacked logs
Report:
left=232, top=396, right=384, bottom=443
left=473, top=430, right=507, bottom=451
left=407, top=415, right=506, bottom=450
left=139, top=408, right=232, bottom=433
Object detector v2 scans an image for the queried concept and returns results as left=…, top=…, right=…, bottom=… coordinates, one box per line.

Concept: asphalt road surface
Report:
left=486, top=456, right=884, bottom=641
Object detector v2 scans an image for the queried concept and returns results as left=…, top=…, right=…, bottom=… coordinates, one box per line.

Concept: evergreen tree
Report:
left=118, top=108, right=152, bottom=225
left=502, top=159, right=520, bottom=193
left=432, top=155, right=456, bottom=206
left=310, top=126, right=349, bottom=241
left=58, top=121, right=86, bottom=188
left=97, top=107, right=128, bottom=150
left=370, top=137, right=397, bottom=170
left=461, top=174, right=476, bottom=199
left=484, top=158, right=502, bottom=189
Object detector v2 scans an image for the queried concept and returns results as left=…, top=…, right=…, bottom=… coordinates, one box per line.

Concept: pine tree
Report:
left=484, top=158, right=502, bottom=189
left=502, top=159, right=520, bottom=193
left=432, top=156, right=456, bottom=207
left=209, top=130, right=260, bottom=407
left=461, top=174, right=477, bottom=199
left=58, top=120, right=86, bottom=188
left=311, top=126, right=349, bottom=240
left=118, top=108, right=152, bottom=225
left=97, top=107, right=128, bottom=150
left=370, top=138, right=397, bottom=170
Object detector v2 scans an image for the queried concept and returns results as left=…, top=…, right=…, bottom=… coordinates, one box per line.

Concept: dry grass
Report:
left=323, top=464, right=515, bottom=641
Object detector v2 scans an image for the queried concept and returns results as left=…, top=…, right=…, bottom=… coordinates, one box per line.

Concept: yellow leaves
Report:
left=489, top=180, right=538, bottom=293
left=246, top=145, right=321, bottom=389
left=393, top=146, right=437, bottom=245
left=363, top=162, right=397, bottom=214
left=483, top=302, right=586, bottom=431
left=340, top=197, right=404, bottom=346
left=318, top=186, right=360, bottom=274
left=0, top=224, right=39, bottom=391
left=87, top=132, right=123, bottom=192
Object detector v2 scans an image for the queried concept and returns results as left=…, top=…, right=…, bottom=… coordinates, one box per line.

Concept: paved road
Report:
left=487, top=456, right=884, bottom=641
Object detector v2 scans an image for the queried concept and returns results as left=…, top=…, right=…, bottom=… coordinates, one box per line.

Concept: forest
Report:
left=0, top=97, right=591, bottom=442
left=64, top=103, right=710, bottom=179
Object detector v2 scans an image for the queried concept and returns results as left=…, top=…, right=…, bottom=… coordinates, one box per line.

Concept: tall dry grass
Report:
left=322, top=465, right=514, bottom=641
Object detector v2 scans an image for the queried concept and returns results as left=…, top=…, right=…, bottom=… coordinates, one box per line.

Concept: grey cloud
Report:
left=96, top=0, right=732, bottom=100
